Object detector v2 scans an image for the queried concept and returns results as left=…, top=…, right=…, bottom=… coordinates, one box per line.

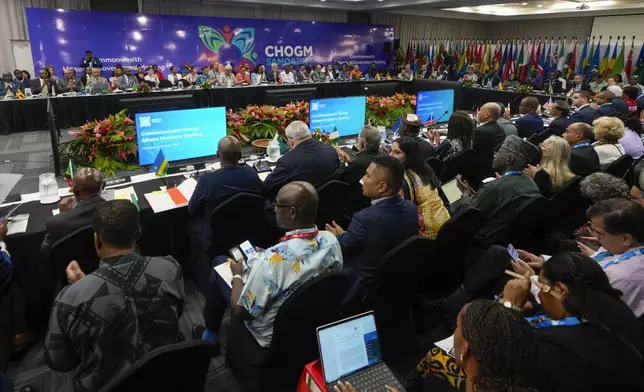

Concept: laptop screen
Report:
left=317, top=312, right=382, bottom=384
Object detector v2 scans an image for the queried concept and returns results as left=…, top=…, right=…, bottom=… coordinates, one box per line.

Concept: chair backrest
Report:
left=315, top=180, right=349, bottom=228
left=527, top=129, right=552, bottom=146
left=98, top=340, right=212, bottom=392
left=365, top=236, right=434, bottom=362
left=158, top=79, right=173, bottom=89
left=603, top=154, right=634, bottom=179
left=262, top=271, right=350, bottom=390
left=441, top=148, right=478, bottom=182
left=208, top=192, right=269, bottom=256
left=50, top=225, right=99, bottom=286
left=507, top=196, right=550, bottom=253
left=625, top=156, right=644, bottom=187
left=427, top=157, right=445, bottom=178
left=549, top=176, right=589, bottom=235
left=428, top=207, right=485, bottom=298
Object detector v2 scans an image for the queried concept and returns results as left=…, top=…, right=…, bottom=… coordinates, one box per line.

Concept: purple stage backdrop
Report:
left=25, top=8, right=394, bottom=77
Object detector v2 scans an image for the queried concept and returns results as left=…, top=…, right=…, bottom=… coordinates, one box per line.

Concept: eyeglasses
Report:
left=272, top=202, right=296, bottom=212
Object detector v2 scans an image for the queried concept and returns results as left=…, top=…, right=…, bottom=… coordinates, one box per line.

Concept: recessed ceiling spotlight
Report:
left=521, top=2, right=528, bottom=5
left=537, top=3, right=543, bottom=7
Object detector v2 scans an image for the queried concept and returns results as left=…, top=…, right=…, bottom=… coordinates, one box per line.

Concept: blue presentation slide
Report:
left=416, top=89, right=455, bottom=124
left=136, top=107, right=227, bottom=165
left=309, top=96, right=367, bottom=137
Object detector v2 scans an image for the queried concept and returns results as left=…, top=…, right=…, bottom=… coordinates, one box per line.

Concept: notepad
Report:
left=435, top=335, right=455, bottom=357
left=214, top=259, right=248, bottom=289
left=7, top=214, right=29, bottom=236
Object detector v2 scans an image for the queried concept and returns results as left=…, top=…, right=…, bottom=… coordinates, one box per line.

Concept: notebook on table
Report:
left=316, top=311, right=406, bottom=391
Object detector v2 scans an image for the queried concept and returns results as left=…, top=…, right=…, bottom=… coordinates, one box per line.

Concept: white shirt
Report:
left=167, top=73, right=181, bottom=84
left=280, top=71, right=295, bottom=84
left=144, top=74, right=159, bottom=86
left=607, top=85, right=623, bottom=97
left=593, top=142, right=625, bottom=169
left=594, top=246, right=644, bottom=317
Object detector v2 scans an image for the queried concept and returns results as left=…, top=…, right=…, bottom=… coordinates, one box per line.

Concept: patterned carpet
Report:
left=6, top=280, right=241, bottom=392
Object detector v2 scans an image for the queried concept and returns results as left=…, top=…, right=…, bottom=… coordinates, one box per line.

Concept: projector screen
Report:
left=309, top=96, right=367, bottom=137
left=136, top=107, right=226, bottom=165
left=416, top=89, right=455, bottom=124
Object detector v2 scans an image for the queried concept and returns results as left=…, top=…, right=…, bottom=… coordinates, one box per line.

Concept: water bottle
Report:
left=267, top=135, right=281, bottom=162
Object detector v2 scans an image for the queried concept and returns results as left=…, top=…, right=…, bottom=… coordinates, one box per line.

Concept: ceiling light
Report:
left=321, top=0, right=325, bottom=2
left=521, top=2, right=528, bottom=5
left=537, top=4, right=543, bottom=7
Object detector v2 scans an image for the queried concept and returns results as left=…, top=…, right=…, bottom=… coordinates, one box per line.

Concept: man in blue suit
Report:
left=263, top=121, right=340, bottom=201
left=515, top=96, right=544, bottom=139
left=568, top=91, right=597, bottom=125
left=326, top=155, right=418, bottom=300
left=594, top=91, right=619, bottom=117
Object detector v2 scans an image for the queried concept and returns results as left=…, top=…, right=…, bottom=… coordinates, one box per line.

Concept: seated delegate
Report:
left=40, top=167, right=106, bottom=254
left=196, top=181, right=342, bottom=354
left=562, top=122, right=601, bottom=176
left=523, top=135, right=577, bottom=197
left=454, top=135, right=541, bottom=247
left=544, top=100, right=571, bottom=137
left=45, top=200, right=185, bottom=392
left=592, top=116, right=625, bottom=169
left=431, top=110, right=475, bottom=161
left=398, top=113, right=434, bottom=161
left=263, top=121, right=340, bottom=201
left=515, top=96, right=544, bottom=139
left=390, top=137, right=450, bottom=239
left=326, top=155, right=418, bottom=300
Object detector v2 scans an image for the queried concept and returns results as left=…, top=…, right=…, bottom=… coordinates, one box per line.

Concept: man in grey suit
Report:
left=55, top=68, right=84, bottom=93
left=41, top=168, right=106, bottom=255
left=116, top=68, right=136, bottom=90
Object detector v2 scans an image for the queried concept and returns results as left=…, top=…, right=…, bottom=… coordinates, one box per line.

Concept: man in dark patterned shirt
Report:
left=44, top=200, right=185, bottom=392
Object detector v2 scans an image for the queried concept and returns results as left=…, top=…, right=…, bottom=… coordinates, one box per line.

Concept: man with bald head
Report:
left=187, top=136, right=262, bottom=287
left=196, top=181, right=342, bottom=359
left=562, top=122, right=600, bottom=176
left=595, top=90, right=618, bottom=117
left=41, top=167, right=106, bottom=253
left=470, top=102, right=507, bottom=187
left=515, top=96, right=544, bottom=138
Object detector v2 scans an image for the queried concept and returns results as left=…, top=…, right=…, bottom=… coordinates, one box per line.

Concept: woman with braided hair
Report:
left=501, top=251, right=644, bottom=392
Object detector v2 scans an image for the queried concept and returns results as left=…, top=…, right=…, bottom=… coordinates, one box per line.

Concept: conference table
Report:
left=0, top=79, right=568, bottom=135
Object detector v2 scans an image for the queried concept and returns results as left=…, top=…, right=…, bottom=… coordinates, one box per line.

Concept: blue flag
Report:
left=149, top=149, right=168, bottom=176
left=499, top=43, right=509, bottom=77
left=577, top=38, right=588, bottom=74
left=391, top=117, right=402, bottom=136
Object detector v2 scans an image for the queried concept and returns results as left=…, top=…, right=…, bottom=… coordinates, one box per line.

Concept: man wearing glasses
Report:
left=194, top=181, right=342, bottom=359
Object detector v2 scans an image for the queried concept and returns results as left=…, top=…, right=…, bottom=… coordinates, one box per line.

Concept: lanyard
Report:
left=279, top=229, right=319, bottom=242
left=595, top=247, right=644, bottom=269
left=503, top=171, right=522, bottom=176
left=572, top=142, right=591, bottom=149
left=525, top=315, right=582, bottom=328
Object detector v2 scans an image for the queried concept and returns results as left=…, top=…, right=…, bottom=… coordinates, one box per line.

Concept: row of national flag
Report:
left=403, top=36, right=644, bottom=83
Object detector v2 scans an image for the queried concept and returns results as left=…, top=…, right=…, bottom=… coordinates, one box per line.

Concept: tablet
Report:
left=441, top=179, right=462, bottom=204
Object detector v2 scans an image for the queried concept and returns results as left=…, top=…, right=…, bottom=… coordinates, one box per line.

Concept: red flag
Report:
left=625, top=40, right=634, bottom=79
left=493, top=42, right=502, bottom=70
left=567, top=42, right=577, bottom=78
left=528, top=42, right=536, bottom=73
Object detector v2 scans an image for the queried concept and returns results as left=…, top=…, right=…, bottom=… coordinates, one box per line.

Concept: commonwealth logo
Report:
left=199, top=25, right=258, bottom=66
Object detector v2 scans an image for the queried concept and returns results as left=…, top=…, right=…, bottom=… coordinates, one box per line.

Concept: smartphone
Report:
left=239, top=240, right=256, bottom=259
left=507, top=244, right=520, bottom=264
left=229, top=240, right=255, bottom=263
left=228, top=246, right=245, bottom=263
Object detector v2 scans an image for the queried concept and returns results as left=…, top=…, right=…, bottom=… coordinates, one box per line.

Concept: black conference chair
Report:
left=364, top=236, right=435, bottom=363
left=603, top=154, right=634, bottom=179
left=427, top=158, right=445, bottom=178
left=625, top=156, right=644, bottom=187
left=158, top=79, right=173, bottom=89
left=316, top=180, right=349, bottom=228
left=527, top=129, right=552, bottom=146
left=506, top=196, right=550, bottom=254
left=549, top=176, right=588, bottom=236
left=98, top=340, right=213, bottom=392
left=143, top=80, right=157, bottom=88
left=441, top=148, right=477, bottom=182
left=426, top=207, right=485, bottom=299
left=50, top=225, right=99, bottom=287
left=226, top=271, right=350, bottom=392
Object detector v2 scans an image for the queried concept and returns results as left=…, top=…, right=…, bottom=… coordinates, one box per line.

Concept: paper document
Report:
left=434, top=335, right=455, bottom=357
left=7, top=214, right=29, bottom=235
left=52, top=209, right=59, bottom=216
left=177, top=178, right=198, bottom=200
left=258, top=172, right=271, bottom=182
left=114, top=186, right=138, bottom=201
left=214, top=260, right=248, bottom=289
left=144, top=192, right=179, bottom=213
left=0, top=174, right=23, bottom=204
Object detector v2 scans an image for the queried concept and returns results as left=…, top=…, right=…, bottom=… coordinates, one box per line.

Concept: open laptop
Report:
left=316, top=311, right=406, bottom=391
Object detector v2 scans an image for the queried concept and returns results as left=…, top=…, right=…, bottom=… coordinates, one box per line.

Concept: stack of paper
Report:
left=114, top=186, right=140, bottom=209
left=144, top=178, right=198, bottom=213
left=7, top=214, right=29, bottom=235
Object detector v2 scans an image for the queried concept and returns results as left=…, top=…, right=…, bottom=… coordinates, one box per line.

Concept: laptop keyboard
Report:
left=339, top=363, right=405, bottom=391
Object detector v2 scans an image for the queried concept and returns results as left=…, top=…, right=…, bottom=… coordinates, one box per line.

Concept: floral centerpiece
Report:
left=227, top=101, right=309, bottom=144
left=200, top=80, right=213, bottom=90
left=312, top=128, right=338, bottom=146
left=516, top=84, right=534, bottom=94
left=59, top=109, right=138, bottom=177
left=133, top=82, right=151, bottom=95
left=365, top=93, right=416, bottom=128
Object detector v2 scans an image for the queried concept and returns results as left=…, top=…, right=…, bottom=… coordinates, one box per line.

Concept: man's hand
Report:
left=456, top=175, right=474, bottom=197
left=325, top=221, right=345, bottom=236
left=501, top=271, right=531, bottom=309
left=230, top=258, right=245, bottom=276
left=0, top=221, right=7, bottom=242
left=59, top=197, right=74, bottom=213
left=577, top=241, right=596, bottom=257
left=66, top=261, right=85, bottom=284
left=517, top=250, right=545, bottom=269
left=523, top=164, right=540, bottom=178
left=335, top=146, right=351, bottom=163
left=511, top=258, right=536, bottom=277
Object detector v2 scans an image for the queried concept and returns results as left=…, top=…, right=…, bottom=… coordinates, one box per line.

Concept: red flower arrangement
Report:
left=60, top=109, right=138, bottom=177
left=365, top=93, right=417, bottom=128
left=227, top=101, right=309, bottom=143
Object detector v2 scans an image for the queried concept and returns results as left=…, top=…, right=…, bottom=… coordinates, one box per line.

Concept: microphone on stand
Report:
left=435, top=110, right=450, bottom=124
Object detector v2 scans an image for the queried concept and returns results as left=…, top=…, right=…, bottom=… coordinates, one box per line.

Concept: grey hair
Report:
left=580, top=173, right=630, bottom=203
left=359, top=125, right=381, bottom=152
left=224, top=64, right=233, bottom=70
left=285, top=121, right=311, bottom=141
